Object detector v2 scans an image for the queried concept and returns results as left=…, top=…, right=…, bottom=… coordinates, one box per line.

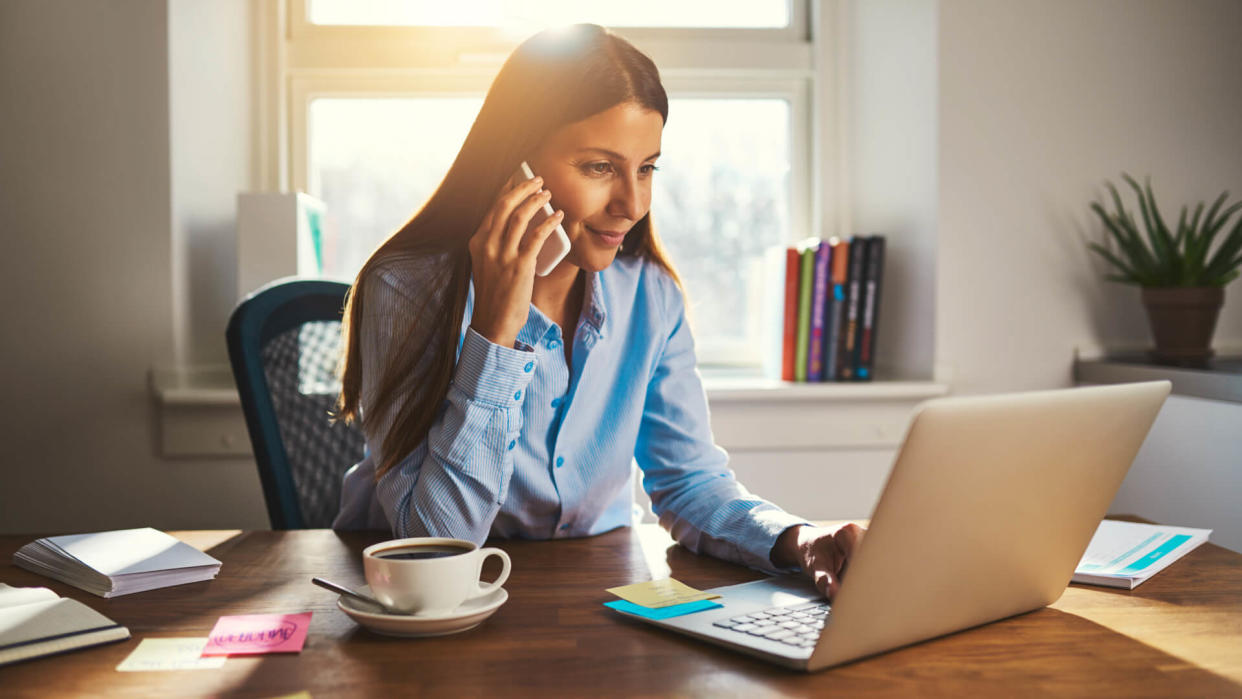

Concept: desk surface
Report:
left=2, top=525, right=1241, bottom=697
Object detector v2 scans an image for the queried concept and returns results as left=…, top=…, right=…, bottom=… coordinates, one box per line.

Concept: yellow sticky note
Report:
left=606, top=578, right=721, bottom=609
left=116, top=638, right=227, bottom=672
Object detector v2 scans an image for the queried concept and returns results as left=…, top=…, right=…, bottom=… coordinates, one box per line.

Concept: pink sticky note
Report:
left=201, top=612, right=312, bottom=656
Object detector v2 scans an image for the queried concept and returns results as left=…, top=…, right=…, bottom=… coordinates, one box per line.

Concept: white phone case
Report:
left=518, top=161, right=572, bottom=276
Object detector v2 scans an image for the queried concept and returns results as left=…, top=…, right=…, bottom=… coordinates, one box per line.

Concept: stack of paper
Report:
left=0, top=584, right=130, bottom=666
left=1072, top=520, right=1212, bottom=589
left=13, top=528, right=221, bottom=598
left=604, top=578, right=723, bottom=619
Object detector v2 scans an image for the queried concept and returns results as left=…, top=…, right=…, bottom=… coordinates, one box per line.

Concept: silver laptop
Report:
left=610, top=381, right=1171, bottom=671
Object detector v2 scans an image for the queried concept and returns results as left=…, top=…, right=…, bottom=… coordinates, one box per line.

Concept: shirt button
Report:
left=559, top=524, right=569, bottom=531
left=524, top=361, right=534, bottom=373
left=547, top=338, right=561, bottom=349
left=555, top=456, right=564, bottom=468
left=507, top=440, right=516, bottom=450
left=550, top=397, right=562, bottom=408
left=514, top=390, right=522, bottom=401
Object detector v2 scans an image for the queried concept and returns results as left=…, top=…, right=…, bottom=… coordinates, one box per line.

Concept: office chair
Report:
left=226, top=278, right=365, bottom=529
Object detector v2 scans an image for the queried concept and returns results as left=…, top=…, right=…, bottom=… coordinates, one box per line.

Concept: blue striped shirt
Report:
left=334, top=253, right=807, bottom=572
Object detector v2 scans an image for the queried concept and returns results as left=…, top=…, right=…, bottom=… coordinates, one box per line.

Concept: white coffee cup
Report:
left=362, top=537, right=511, bottom=616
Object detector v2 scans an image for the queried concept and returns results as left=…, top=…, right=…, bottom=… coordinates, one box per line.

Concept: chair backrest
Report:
left=226, top=278, right=365, bottom=529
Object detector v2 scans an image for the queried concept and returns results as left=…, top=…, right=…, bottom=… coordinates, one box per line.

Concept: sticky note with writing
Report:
left=116, top=638, right=227, bottom=671
left=606, top=578, right=721, bottom=609
left=604, top=599, right=722, bottom=619
left=201, top=612, right=312, bottom=656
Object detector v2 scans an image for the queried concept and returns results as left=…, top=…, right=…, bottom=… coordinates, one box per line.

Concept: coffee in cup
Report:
left=374, top=544, right=472, bottom=560
left=362, top=537, right=511, bottom=615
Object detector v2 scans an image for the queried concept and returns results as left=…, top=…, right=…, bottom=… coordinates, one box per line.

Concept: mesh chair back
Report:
left=226, top=279, right=365, bottom=529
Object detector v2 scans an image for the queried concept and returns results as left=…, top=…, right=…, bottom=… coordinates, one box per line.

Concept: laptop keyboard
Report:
left=711, top=600, right=830, bottom=648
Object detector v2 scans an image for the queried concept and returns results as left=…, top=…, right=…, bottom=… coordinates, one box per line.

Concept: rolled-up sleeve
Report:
left=375, top=327, right=536, bottom=544
left=357, top=264, right=536, bottom=544
left=635, top=277, right=809, bottom=573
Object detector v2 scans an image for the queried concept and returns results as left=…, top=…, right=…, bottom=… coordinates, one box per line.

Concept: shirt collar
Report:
left=466, top=269, right=607, bottom=346
left=581, top=270, right=607, bottom=337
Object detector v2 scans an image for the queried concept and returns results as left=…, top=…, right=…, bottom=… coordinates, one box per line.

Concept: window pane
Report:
left=308, top=97, right=484, bottom=279
left=309, top=0, right=789, bottom=29
left=307, top=96, right=791, bottom=365
left=655, top=98, right=790, bottom=361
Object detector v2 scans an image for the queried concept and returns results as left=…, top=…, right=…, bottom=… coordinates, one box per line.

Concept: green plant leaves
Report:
left=1203, top=216, right=1242, bottom=284
left=1088, top=174, right=1242, bottom=287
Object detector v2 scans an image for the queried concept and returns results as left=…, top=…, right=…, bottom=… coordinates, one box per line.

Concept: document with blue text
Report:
left=1073, top=520, right=1211, bottom=589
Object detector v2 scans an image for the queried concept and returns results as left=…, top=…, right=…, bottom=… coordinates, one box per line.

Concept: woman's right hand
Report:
left=467, top=175, right=565, bottom=348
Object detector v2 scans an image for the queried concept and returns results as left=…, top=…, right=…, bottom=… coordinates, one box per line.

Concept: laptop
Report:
left=610, top=381, right=1171, bottom=671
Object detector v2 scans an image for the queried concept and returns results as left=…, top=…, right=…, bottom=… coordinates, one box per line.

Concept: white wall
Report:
left=841, top=0, right=939, bottom=382
left=1111, top=396, right=1242, bottom=552
left=836, top=0, right=1242, bottom=388
left=0, top=0, right=268, bottom=533
left=934, top=0, right=1242, bottom=551
left=169, top=0, right=256, bottom=366
left=936, top=0, right=1242, bottom=394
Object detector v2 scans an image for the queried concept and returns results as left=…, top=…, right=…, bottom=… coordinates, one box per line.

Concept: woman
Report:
left=333, top=24, right=863, bottom=598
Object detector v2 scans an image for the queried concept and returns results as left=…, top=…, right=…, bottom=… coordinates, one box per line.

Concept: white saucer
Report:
left=338, top=585, right=508, bottom=637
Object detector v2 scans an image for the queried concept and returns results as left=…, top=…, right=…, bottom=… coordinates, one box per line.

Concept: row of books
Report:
left=764, top=235, right=885, bottom=382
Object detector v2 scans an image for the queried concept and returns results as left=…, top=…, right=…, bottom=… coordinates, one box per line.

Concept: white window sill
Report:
left=150, top=367, right=250, bottom=458
left=152, top=367, right=243, bottom=407
left=701, top=374, right=949, bottom=403
left=151, top=366, right=947, bottom=458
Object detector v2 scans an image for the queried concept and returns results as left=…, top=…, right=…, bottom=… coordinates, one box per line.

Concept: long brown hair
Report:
left=337, top=24, right=682, bottom=478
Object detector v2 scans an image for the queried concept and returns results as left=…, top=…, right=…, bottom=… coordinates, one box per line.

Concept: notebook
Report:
left=0, top=584, right=130, bottom=666
left=608, top=381, right=1171, bottom=671
left=1073, top=519, right=1212, bottom=589
left=13, top=528, right=222, bottom=598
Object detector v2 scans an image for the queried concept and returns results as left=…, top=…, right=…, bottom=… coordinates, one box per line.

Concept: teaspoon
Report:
left=311, top=576, right=404, bottom=614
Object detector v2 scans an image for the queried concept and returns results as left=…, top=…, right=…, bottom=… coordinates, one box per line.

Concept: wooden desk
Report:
left=2, top=525, right=1240, bottom=697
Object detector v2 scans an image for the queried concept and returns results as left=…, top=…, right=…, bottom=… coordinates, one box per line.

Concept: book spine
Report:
left=0, top=625, right=130, bottom=667
left=822, top=238, right=850, bottom=381
left=1069, top=572, right=1135, bottom=589
left=856, top=236, right=885, bottom=381
left=793, top=245, right=816, bottom=382
left=781, top=247, right=800, bottom=381
left=839, top=236, right=869, bottom=380
left=806, top=242, right=832, bottom=382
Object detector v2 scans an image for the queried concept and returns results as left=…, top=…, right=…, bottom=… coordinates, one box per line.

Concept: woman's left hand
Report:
left=771, top=522, right=866, bottom=600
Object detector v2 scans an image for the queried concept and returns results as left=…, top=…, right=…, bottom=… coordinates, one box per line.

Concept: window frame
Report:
left=290, top=0, right=810, bottom=45
left=265, top=0, right=827, bottom=368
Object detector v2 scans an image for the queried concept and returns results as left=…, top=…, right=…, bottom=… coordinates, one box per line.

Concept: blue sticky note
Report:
left=604, top=599, right=723, bottom=619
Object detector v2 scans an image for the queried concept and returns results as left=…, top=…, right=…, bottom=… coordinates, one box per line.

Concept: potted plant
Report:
left=1089, top=174, right=1242, bottom=366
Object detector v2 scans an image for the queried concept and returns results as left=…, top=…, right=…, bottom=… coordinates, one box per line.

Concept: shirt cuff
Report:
left=746, top=510, right=815, bottom=574
left=452, top=327, right=537, bottom=407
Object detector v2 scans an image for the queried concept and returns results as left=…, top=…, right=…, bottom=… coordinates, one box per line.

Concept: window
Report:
left=308, top=97, right=484, bottom=279
left=271, top=0, right=819, bottom=366
left=650, top=98, right=792, bottom=358
left=307, top=1, right=790, bottom=29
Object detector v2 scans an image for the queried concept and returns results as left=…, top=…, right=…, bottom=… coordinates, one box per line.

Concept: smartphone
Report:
left=517, top=161, right=572, bottom=276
